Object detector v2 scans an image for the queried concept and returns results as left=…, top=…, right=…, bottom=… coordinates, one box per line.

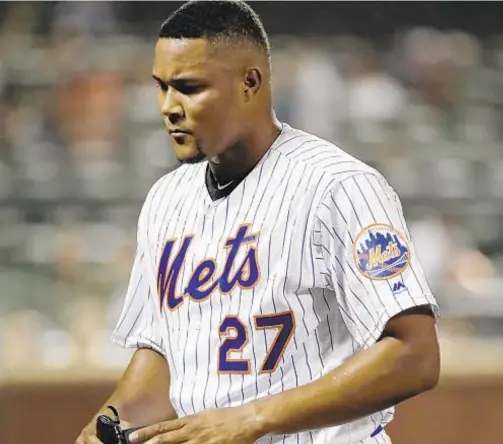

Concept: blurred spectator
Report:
left=410, top=209, right=497, bottom=299
left=51, top=1, right=119, bottom=36
left=346, top=45, right=407, bottom=123
left=443, top=218, right=497, bottom=298
left=289, top=41, right=346, bottom=141
left=408, top=208, right=452, bottom=295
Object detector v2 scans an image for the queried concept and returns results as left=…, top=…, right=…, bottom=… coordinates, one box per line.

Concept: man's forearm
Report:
left=250, top=335, right=439, bottom=437
left=99, top=348, right=178, bottom=427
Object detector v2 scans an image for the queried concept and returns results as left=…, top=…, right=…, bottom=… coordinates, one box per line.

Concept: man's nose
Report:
left=161, top=91, right=184, bottom=123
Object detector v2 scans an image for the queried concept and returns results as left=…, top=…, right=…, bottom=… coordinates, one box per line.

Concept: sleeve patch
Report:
left=353, top=223, right=411, bottom=280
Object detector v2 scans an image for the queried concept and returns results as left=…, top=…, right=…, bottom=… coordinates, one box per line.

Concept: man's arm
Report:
left=75, top=348, right=177, bottom=444
left=250, top=305, right=439, bottom=437
left=99, top=348, right=178, bottom=426
left=105, top=192, right=177, bottom=426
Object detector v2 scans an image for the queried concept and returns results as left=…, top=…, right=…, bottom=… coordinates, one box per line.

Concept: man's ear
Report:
left=243, top=67, right=262, bottom=99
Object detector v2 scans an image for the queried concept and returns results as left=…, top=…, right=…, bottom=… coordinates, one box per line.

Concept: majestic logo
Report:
left=354, top=224, right=410, bottom=280
left=157, top=224, right=260, bottom=311
left=392, top=281, right=407, bottom=294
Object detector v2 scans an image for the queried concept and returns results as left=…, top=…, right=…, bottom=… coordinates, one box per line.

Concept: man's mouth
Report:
left=169, top=129, right=192, bottom=136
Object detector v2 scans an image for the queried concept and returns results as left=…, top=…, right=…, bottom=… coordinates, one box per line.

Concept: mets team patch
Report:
left=353, top=223, right=410, bottom=280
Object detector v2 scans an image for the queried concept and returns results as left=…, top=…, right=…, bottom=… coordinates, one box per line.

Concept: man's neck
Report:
left=208, top=117, right=282, bottom=185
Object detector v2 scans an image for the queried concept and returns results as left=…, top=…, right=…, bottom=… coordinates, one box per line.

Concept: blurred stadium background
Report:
left=1, top=2, right=503, bottom=443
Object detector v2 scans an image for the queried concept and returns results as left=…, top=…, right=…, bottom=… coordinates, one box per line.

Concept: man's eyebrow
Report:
left=152, top=74, right=199, bottom=83
left=152, top=74, right=165, bottom=84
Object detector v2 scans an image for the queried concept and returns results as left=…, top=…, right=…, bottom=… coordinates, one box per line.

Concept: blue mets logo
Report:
left=353, top=224, right=410, bottom=280
left=157, top=224, right=260, bottom=311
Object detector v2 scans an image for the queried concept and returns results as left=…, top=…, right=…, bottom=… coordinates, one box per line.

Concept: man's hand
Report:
left=129, top=405, right=264, bottom=444
left=74, top=419, right=102, bottom=444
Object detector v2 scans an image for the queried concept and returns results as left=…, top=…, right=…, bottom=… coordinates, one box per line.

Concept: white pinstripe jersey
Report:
left=111, top=123, right=438, bottom=444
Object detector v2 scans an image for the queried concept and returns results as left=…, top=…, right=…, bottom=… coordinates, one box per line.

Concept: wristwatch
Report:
left=96, top=406, right=144, bottom=444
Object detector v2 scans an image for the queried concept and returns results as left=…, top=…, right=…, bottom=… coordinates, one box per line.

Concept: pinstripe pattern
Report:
left=111, top=124, right=438, bottom=444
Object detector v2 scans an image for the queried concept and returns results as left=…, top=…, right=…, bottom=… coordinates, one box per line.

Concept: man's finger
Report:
left=129, top=419, right=187, bottom=443
left=77, top=436, right=101, bottom=444
left=143, top=429, right=188, bottom=444
left=74, top=433, right=101, bottom=444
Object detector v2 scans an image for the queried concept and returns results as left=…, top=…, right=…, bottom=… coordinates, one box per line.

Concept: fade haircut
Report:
left=158, top=0, right=270, bottom=59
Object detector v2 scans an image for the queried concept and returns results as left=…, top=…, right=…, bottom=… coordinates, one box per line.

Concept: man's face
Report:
left=153, top=38, right=247, bottom=164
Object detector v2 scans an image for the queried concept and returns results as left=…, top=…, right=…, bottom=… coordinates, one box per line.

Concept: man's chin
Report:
left=176, top=151, right=206, bottom=165
left=178, top=155, right=206, bottom=165
left=173, top=144, right=207, bottom=165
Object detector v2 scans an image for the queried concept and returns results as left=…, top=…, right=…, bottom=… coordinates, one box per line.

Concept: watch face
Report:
left=96, top=415, right=123, bottom=444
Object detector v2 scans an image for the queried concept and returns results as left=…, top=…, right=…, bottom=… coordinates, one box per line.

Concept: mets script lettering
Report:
left=367, top=242, right=401, bottom=271
left=157, top=224, right=260, bottom=311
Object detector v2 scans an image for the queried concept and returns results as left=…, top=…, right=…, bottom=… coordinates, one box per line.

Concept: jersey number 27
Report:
left=218, top=311, right=295, bottom=374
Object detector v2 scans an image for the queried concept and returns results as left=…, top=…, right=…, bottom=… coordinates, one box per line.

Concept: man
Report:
left=76, top=1, right=440, bottom=443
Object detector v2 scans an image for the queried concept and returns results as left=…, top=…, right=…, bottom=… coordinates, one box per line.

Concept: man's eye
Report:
left=176, top=83, right=202, bottom=95
left=156, top=82, right=168, bottom=92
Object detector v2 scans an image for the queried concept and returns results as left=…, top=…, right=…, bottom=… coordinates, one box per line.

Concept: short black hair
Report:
left=158, top=0, right=270, bottom=56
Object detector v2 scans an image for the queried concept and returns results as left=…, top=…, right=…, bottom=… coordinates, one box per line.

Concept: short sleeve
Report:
left=314, top=172, right=439, bottom=349
left=110, top=206, right=165, bottom=356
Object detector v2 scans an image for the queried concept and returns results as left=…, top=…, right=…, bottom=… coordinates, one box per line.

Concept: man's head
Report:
left=153, top=0, right=272, bottom=164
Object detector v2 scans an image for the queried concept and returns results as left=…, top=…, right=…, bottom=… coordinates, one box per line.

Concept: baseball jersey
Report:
left=111, top=123, right=439, bottom=444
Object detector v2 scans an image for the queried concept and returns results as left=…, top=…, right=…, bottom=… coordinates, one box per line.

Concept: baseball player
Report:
left=75, top=1, right=440, bottom=443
